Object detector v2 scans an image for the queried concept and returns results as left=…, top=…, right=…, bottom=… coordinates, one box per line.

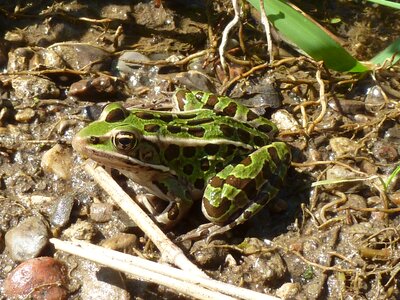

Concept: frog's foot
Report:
left=136, top=193, right=192, bottom=228
left=176, top=222, right=238, bottom=243
left=175, top=223, right=218, bottom=242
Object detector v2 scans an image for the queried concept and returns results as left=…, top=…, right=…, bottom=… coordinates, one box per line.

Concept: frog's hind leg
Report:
left=201, top=142, right=291, bottom=241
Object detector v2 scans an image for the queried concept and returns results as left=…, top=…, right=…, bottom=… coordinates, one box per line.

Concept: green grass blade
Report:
left=247, top=0, right=369, bottom=72
left=370, top=37, right=400, bottom=67
left=366, top=0, right=400, bottom=9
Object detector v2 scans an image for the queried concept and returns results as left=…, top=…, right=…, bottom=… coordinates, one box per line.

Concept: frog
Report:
left=72, top=89, right=291, bottom=240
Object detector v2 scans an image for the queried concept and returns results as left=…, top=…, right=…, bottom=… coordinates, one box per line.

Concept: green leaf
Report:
left=247, top=0, right=370, bottom=72
left=366, top=0, right=400, bottom=9
left=370, top=37, right=400, bottom=67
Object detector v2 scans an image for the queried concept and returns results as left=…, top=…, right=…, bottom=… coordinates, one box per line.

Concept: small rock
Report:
left=115, top=51, right=150, bottom=77
left=62, top=220, right=95, bottom=241
left=3, top=257, right=68, bottom=300
left=11, top=75, right=60, bottom=99
left=271, top=109, right=300, bottom=132
left=90, top=203, right=114, bottom=223
left=50, top=195, right=75, bottom=227
left=14, top=108, right=36, bottom=123
left=5, top=216, right=50, bottom=262
left=372, top=140, right=398, bottom=163
left=100, top=233, right=137, bottom=251
left=49, top=43, right=111, bottom=72
left=69, top=76, right=118, bottom=101
left=41, top=144, right=73, bottom=180
left=329, top=99, right=365, bottom=115
left=325, top=165, right=361, bottom=192
left=173, top=70, right=215, bottom=92
left=276, top=282, right=301, bottom=299
left=329, top=137, right=359, bottom=156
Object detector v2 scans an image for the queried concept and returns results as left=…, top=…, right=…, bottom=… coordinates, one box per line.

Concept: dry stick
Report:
left=82, top=160, right=206, bottom=277
left=51, top=239, right=278, bottom=300
left=219, top=0, right=240, bottom=71
left=259, top=0, right=273, bottom=63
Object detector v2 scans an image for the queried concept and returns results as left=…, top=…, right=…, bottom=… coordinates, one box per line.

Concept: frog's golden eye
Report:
left=105, top=107, right=127, bottom=123
left=113, top=131, right=137, bottom=151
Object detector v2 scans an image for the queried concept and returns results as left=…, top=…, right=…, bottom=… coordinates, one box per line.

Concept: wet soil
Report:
left=1, top=1, right=400, bottom=299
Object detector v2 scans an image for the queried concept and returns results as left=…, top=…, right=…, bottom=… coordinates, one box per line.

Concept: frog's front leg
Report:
left=137, top=173, right=194, bottom=228
left=201, top=142, right=291, bottom=239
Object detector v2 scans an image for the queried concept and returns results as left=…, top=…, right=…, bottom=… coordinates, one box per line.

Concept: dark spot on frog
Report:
left=204, top=144, right=219, bottom=155
left=246, top=110, right=259, bottom=121
left=237, top=128, right=251, bottom=144
left=194, top=178, right=205, bottom=190
left=267, top=146, right=279, bottom=164
left=164, top=144, right=180, bottom=161
left=219, top=124, right=235, bottom=137
left=257, top=123, right=275, bottom=135
left=240, top=156, right=252, bottom=167
left=182, top=147, right=196, bottom=157
left=167, top=125, right=181, bottom=133
left=176, top=113, right=198, bottom=120
left=105, top=107, right=126, bottom=123
left=187, top=127, right=205, bottom=137
left=135, top=112, right=155, bottom=120
left=183, top=164, right=194, bottom=175
left=253, top=136, right=265, bottom=147
left=195, top=91, right=205, bottom=101
left=205, top=94, right=218, bottom=108
left=222, top=102, right=238, bottom=117
left=159, top=114, right=174, bottom=123
left=144, top=124, right=160, bottom=132
left=202, top=196, right=231, bottom=219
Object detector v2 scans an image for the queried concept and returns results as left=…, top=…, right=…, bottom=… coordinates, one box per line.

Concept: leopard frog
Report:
left=72, top=89, right=291, bottom=238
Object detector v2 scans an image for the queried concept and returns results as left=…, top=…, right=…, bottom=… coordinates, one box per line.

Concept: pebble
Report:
left=11, top=75, right=60, bottom=99
left=49, top=43, right=112, bottom=72
left=3, top=257, right=68, bottom=300
left=5, top=216, right=50, bottom=262
left=62, top=219, right=95, bottom=241
left=69, top=76, right=118, bottom=101
left=271, top=109, right=300, bottom=132
left=325, top=165, right=360, bottom=192
left=90, top=202, right=114, bottom=223
left=50, top=195, right=75, bottom=227
left=329, top=99, right=365, bottom=114
left=115, top=51, right=150, bottom=77
left=100, top=233, right=137, bottom=251
left=173, top=70, right=215, bottom=92
left=372, top=140, right=398, bottom=163
left=14, top=107, right=36, bottom=123
left=41, top=144, right=73, bottom=180
left=276, top=282, right=300, bottom=299
left=329, top=137, right=359, bottom=156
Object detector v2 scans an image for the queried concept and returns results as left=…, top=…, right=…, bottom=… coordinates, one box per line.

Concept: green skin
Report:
left=72, top=89, right=291, bottom=237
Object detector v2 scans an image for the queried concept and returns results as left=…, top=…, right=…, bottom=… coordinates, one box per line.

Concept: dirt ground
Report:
left=0, top=1, right=400, bottom=299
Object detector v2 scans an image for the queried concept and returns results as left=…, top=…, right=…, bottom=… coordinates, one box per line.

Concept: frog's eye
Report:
left=113, top=131, right=137, bottom=151
left=105, top=106, right=127, bottom=123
